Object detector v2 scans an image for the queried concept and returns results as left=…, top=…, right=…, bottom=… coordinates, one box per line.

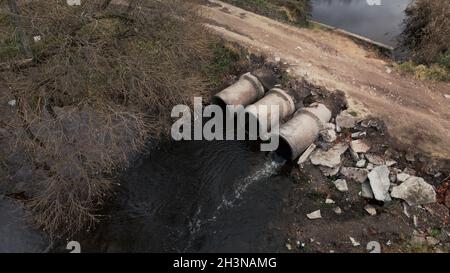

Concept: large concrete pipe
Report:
left=244, top=88, right=296, bottom=136
left=211, top=72, right=265, bottom=109
left=275, top=103, right=332, bottom=160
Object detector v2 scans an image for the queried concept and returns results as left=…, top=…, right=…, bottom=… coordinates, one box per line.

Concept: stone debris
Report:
left=310, top=143, right=348, bottom=168
left=349, top=237, right=360, bottom=247
left=307, top=210, right=322, bottom=220
left=356, top=159, right=366, bottom=168
left=320, top=128, right=337, bottom=143
left=405, top=153, right=415, bottom=162
left=33, top=36, right=41, bottom=42
left=350, top=139, right=370, bottom=154
left=340, top=167, right=369, bottom=183
left=364, top=205, right=377, bottom=216
left=319, top=165, right=340, bottom=177
left=365, top=154, right=385, bottom=165
left=360, top=181, right=374, bottom=199
left=444, top=94, right=450, bottom=99
left=336, top=113, right=358, bottom=129
left=389, top=174, right=397, bottom=183
left=8, top=100, right=16, bottom=107
left=297, top=143, right=316, bottom=165
left=351, top=131, right=366, bottom=139
left=368, top=165, right=391, bottom=202
left=349, top=147, right=360, bottom=161
left=325, top=198, right=335, bottom=204
left=333, top=179, right=348, bottom=192
left=386, top=160, right=397, bottom=167
left=366, top=163, right=374, bottom=171
left=333, top=207, right=343, bottom=215
left=396, top=173, right=410, bottom=182
left=391, top=176, right=436, bottom=206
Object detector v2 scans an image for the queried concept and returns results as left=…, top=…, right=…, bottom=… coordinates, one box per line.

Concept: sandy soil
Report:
left=200, top=0, right=450, bottom=159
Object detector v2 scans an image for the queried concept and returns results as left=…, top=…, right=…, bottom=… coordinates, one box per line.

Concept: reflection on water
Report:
left=311, top=0, right=412, bottom=46
left=78, top=140, right=292, bottom=253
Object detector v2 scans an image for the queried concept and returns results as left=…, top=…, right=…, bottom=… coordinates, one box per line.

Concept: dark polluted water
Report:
left=311, top=0, right=412, bottom=47
left=78, top=140, right=294, bottom=253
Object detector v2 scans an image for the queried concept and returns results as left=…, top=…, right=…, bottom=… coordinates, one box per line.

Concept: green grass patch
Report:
left=397, top=61, right=450, bottom=82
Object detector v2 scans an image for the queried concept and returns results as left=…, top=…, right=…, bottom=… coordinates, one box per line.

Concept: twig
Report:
left=7, top=0, right=33, bottom=59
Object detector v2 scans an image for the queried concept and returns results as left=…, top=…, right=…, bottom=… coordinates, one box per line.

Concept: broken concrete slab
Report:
left=350, top=139, right=370, bottom=154
left=340, top=167, right=369, bottom=183
left=310, top=142, right=348, bottom=168
left=368, top=165, right=391, bottom=202
left=391, top=176, right=436, bottom=206
left=297, top=143, right=316, bottom=165
left=333, top=179, right=349, bottom=192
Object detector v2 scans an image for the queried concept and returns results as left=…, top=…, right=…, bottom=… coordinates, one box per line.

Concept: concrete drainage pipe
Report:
left=244, top=88, right=296, bottom=137
left=275, top=103, right=332, bottom=160
left=211, top=72, right=265, bottom=109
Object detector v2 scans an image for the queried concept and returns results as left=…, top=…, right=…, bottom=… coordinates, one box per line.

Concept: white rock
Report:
left=340, top=167, right=369, bottom=183
left=333, top=207, right=343, bottom=214
left=325, top=198, right=335, bottom=204
left=67, top=0, right=81, bottom=6
left=307, top=210, right=322, bottom=220
left=274, top=56, right=281, bottom=62
left=351, top=131, right=366, bottom=139
left=320, top=129, right=337, bottom=143
left=386, top=160, right=397, bottom=167
left=364, top=205, right=377, bottom=216
left=391, top=176, right=436, bottom=206
left=368, top=165, right=391, bottom=202
left=310, top=143, right=348, bottom=168
left=334, top=179, right=349, bottom=192
left=386, top=67, right=392, bottom=74
left=444, top=94, right=450, bottom=99
left=298, top=143, right=316, bottom=165
left=350, top=139, right=371, bottom=153
left=360, top=181, right=374, bottom=199
left=33, top=35, right=41, bottom=42
left=356, top=159, right=366, bottom=168
left=7, top=100, right=16, bottom=106
left=396, top=173, right=410, bottom=182
left=349, top=237, right=360, bottom=247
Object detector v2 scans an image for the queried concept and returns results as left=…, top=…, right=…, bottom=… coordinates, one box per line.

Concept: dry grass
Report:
left=0, top=0, right=231, bottom=237
left=401, top=0, right=450, bottom=66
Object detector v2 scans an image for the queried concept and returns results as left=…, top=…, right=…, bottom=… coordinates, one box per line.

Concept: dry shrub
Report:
left=402, top=0, right=450, bottom=65
left=0, top=0, right=216, bottom=237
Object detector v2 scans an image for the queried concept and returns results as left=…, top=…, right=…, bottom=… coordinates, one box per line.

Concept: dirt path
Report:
left=201, top=0, right=450, bottom=159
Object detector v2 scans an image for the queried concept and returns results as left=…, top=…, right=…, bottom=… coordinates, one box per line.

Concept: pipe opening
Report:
left=211, top=96, right=227, bottom=111
left=275, top=136, right=293, bottom=160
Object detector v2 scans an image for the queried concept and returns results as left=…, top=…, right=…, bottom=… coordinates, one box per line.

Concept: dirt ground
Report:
left=200, top=0, right=450, bottom=160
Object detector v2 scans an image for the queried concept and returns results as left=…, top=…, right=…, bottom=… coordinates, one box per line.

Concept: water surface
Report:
left=311, top=0, right=411, bottom=47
